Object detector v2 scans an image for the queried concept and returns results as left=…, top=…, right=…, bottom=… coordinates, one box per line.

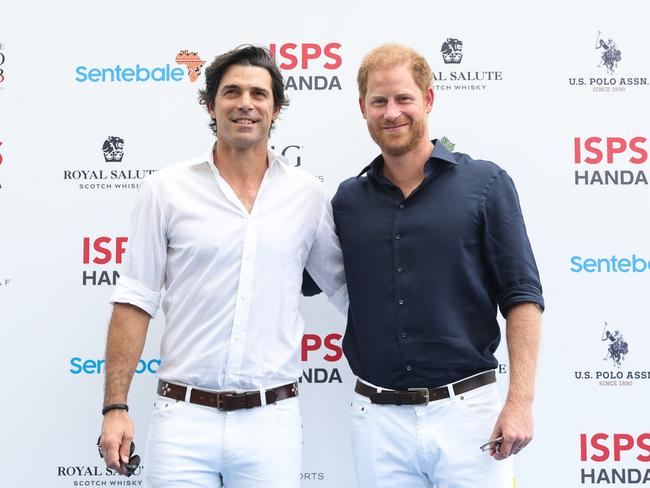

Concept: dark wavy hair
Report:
left=198, top=45, right=289, bottom=135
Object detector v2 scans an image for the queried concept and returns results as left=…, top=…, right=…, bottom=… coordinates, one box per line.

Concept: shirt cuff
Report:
left=329, top=284, right=349, bottom=317
left=499, top=284, right=545, bottom=318
left=110, top=275, right=161, bottom=318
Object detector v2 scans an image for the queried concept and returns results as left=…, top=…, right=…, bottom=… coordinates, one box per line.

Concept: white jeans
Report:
left=351, top=380, right=514, bottom=488
left=143, top=395, right=302, bottom=488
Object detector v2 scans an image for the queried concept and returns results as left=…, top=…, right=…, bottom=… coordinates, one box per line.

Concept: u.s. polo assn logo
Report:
left=573, top=321, right=647, bottom=387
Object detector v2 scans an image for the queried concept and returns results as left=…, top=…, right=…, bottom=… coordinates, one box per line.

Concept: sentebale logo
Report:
left=75, top=50, right=204, bottom=83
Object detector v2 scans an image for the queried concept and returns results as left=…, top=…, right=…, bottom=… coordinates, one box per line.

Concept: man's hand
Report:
left=100, top=409, right=135, bottom=475
left=488, top=399, right=533, bottom=460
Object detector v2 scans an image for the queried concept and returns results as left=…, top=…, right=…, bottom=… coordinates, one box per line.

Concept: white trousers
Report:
left=143, top=395, right=302, bottom=488
left=351, top=380, right=514, bottom=488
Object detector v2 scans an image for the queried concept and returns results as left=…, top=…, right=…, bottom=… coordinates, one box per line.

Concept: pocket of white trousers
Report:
left=456, top=385, right=502, bottom=422
left=350, top=395, right=370, bottom=424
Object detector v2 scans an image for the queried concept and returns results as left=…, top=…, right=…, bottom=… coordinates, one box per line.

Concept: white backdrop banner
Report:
left=1, top=0, right=649, bottom=486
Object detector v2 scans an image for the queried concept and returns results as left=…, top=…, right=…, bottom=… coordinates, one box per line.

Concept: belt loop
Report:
left=184, top=385, right=192, bottom=403
left=259, top=387, right=267, bottom=406
left=446, top=383, right=456, bottom=402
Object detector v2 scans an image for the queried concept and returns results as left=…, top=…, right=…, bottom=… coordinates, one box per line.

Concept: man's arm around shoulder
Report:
left=100, top=303, right=150, bottom=474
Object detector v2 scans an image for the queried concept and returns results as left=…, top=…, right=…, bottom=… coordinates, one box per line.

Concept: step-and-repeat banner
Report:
left=1, top=1, right=648, bottom=486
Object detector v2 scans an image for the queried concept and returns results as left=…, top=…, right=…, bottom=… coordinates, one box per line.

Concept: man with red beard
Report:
left=334, top=44, right=544, bottom=487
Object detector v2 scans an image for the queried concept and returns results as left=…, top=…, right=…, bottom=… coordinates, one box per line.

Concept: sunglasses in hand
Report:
left=96, top=436, right=141, bottom=477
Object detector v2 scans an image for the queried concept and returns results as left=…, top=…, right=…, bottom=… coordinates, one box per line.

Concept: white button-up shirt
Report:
left=110, top=148, right=347, bottom=390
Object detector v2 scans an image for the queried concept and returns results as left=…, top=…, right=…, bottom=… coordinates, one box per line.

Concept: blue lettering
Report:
left=101, top=67, right=115, bottom=82
left=171, top=68, right=184, bottom=81
left=570, top=256, right=582, bottom=272
left=618, top=258, right=631, bottom=272
left=122, top=68, right=134, bottom=81
left=136, top=64, right=150, bottom=82
left=83, top=359, right=97, bottom=374
left=69, top=357, right=83, bottom=374
left=583, top=258, right=597, bottom=273
left=88, top=68, right=101, bottom=82
left=596, top=258, right=611, bottom=272
left=633, top=254, right=647, bottom=272
left=148, top=359, right=161, bottom=373
left=151, top=67, right=165, bottom=82
left=75, top=66, right=88, bottom=82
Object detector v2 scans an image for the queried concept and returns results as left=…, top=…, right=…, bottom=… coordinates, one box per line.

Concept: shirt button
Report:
left=401, top=332, right=408, bottom=339
left=396, top=265, right=404, bottom=273
left=406, top=365, right=413, bottom=372
left=398, top=299, right=404, bottom=305
left=395, top=234, right=401, bottom=240
left=399, top=203, right=405, bottom=209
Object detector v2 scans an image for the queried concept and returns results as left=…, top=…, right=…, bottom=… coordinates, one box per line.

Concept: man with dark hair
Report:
left=335, top=44, right=543, bottom=487
left=99, top=45, right=346, bottom=488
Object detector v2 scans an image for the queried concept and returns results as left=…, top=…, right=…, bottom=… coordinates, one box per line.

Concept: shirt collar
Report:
left=357, top=139, right=459, bottom=179
left=203, top=144, right=282, bottom=171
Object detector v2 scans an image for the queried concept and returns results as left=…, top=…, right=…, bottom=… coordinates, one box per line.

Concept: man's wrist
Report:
left=102, top=403, right=129, bottom=415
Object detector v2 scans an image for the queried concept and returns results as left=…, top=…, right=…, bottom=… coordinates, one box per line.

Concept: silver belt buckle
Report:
left=407, top=387, right=430, bottom=405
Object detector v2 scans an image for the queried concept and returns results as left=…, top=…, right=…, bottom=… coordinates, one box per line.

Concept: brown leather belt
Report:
left=355, top=370, right=496, bottom=406
left=157, top=380, right=298, bottom=411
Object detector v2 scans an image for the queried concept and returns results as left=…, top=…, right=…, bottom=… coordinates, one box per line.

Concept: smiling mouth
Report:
left=382, top=123, right=408, bottom=130
left=233, top=118, right=258, bottom=125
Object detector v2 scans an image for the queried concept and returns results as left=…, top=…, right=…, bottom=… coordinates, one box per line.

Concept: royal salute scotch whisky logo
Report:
left=573, top=321, right=647, bottom=388
left=433, top=37, right=503, bottom=92
left=102, top=136, right=125, bottom=162
left=441, top=38, right=463, bottom=64
left=62, top=136, right=157, bottom=191
left=269, top=42, right=342, bottom=91
left=568, top=31, right=647, bottom=93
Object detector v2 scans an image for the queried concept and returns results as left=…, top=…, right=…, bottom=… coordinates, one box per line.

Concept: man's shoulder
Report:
left=452, top=151, right=506, bottom=179
left=143, top=153, right=210, bottom=189
left=276, top=159, right=329, bottom=196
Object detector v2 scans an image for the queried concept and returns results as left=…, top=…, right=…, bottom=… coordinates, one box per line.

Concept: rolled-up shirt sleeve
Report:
left=305, top=188, right=348, bottom=316
left=482, top=170, right=544, bottom=317
left=110, top=179, right=167, bottom=317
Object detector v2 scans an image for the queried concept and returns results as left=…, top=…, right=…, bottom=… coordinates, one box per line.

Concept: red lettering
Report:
left=323, top=43, right=342, bottom=69
left=630, top=136, right=648, bottom=164
left=115, top=237, right=128, bottom=264
left=323, top=333, right=343, bottom=362
left=584, top=137, right=603, bottom=164
left=574, top=137, right=581, bottom=164
left=93, top=237, right=112, bottom=264
left=580, top=433, right=587, bottom=461
left=301, top=334, right=321, bottom=361
left=0, top=140, right=3, bottom=165
left=301, top=43, right=321, bottom=69
left=606, top=137, right=627, bottom=164
left=83, top=237, right=90, bottom=264
left=590, top=433, right=609, bottom=462
left=637, top=433, right=650, bottom=462
left=279, top=43, right=298, bottom=70
left=613, top=433, right=634, bottom=461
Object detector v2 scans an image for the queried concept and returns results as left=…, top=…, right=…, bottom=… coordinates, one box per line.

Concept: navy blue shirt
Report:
left=330, top=140, right=544, bottom=389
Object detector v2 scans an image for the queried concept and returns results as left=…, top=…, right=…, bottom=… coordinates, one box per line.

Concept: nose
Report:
left=237, top=91, right=253, bottom=111
left=384, top=99, right=401, bottom=121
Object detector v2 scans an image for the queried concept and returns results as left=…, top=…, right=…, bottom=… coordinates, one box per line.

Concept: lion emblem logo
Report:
left=441, top=38, right=463, bottom=64
left=102, top=136, right=124, bottom=163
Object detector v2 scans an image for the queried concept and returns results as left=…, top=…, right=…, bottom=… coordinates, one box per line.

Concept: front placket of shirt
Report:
left=379, top=166, right=439, bottom=382
left=208, top=163, right=270, bottom=388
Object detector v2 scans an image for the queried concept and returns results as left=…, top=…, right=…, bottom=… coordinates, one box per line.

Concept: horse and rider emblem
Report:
left=601, top=322, right=629, bottom=368
left=595, top=31, right=621, bottom=75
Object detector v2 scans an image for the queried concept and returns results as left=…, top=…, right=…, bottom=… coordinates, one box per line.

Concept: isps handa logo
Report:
left=579, top=433, right=650, bottom=485
left=573, top=321, right=647, bottom=388
left=62, top=136, right=157, bottom=191
left=573, top=136, right=647, bottom=186
left=433, top=36, right=504, bottom=92
left=568, top=31, right=648, bottom=93
left=75, top=50, right=205, bottom=83
left=300, top=333, right=343, bottom=384
left=82, top=236, right=127, bottom=286
left=269, top=42, right=342, bottom=91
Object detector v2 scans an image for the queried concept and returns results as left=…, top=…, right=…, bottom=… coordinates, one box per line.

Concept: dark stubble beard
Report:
left=368, top=117, right=427, bottom=158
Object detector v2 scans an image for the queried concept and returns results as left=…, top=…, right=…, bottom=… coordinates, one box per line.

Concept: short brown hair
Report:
left=198, top=45, right=289, bottom=135
left=357, top=44, right=432, bottom=99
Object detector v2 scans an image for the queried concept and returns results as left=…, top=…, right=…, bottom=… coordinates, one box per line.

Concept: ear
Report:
left=425, top=87, right=434, bottom=113
left=208, top=101, right=216, bottom=119
left=359, top=96, right=368, bottom=120
left=272, top=104, right=281, bottom=121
